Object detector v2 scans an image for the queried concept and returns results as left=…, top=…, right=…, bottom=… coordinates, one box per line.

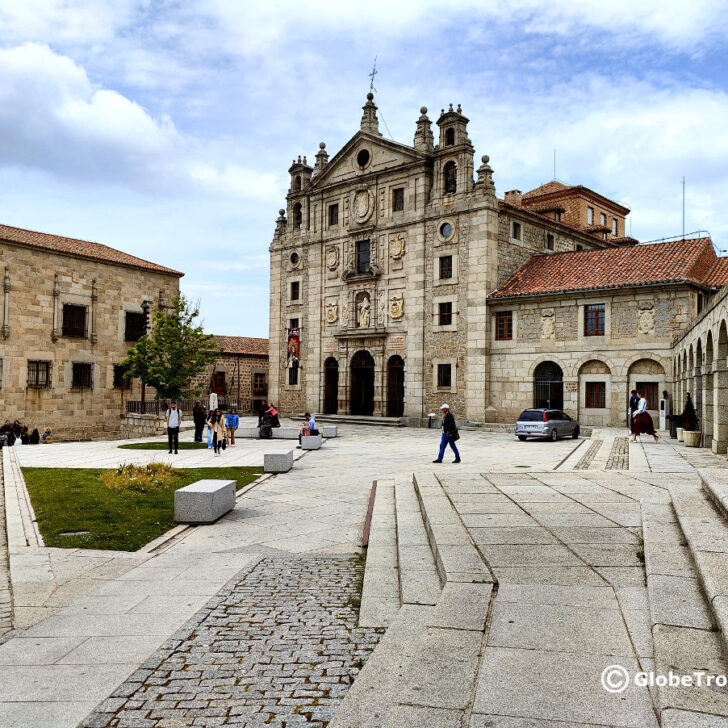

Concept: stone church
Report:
left=268, top=94, right=728, bottom=427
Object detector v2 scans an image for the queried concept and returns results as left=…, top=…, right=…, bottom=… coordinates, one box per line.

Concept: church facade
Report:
left=268, top=95, right=728, bottom=427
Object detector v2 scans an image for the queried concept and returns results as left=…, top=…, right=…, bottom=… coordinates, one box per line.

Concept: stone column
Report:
left=563, top=377, right=578, bottom=415
left=694, top=365, right=703, bottom=432
left=713, top=365, right=728, bottom=454
left=90, top=279, right=98, bottom=344
left=703, top=366, right=714, bottom=450
left=51, top=273, right=60, bottom=341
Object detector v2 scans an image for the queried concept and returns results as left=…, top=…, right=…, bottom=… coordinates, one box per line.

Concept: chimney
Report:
left=504, top=190, right=523, bottom=206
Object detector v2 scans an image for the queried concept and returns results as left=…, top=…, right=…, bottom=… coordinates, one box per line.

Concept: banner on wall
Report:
left=287, top=328, right=300, bottom=368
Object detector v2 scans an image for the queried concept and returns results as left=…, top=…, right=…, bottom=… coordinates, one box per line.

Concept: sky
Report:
left=1, top=1, right=728, bottom=338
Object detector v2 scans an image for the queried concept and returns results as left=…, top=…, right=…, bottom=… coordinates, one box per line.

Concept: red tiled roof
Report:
left=523, top=181, right=570, bottom=199
left=214, top=335, right=269, bottom=356
left=0, top=223, right=183, bottom=276
left=522, top=181, right=630, bottom=214
left=490, top=238, right=724, bottom=299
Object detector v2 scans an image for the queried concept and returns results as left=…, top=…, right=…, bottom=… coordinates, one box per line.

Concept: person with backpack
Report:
left=433, top=403, right=461, bottom=464
left=165, top=401, right=182, bottom=454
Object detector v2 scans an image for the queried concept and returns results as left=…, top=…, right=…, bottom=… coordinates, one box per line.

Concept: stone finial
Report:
left=456, top=103, right=462, bottom=113
left=313, top=142, right=329, bottom=176
left=476, top=154, right=496, bottom=200
left=274, top=208, right=287, bottom=238
left=414, top=106, right=434, bottom=153
left=360, top=93, right=382, bottom=136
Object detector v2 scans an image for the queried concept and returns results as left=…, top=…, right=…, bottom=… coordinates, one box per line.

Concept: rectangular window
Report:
left=62, top=304, right=86, bottom=338
left=393, top=187, right=404, bottom=212
left=585, top=381, right=606, bottom=408
left=329, top=203, right=339, bottom=226
left=584, top=303, right=605, bottom=336
left=587, top=207, right=594, bottom=225
left=637, top=382, right=659, bottom=410
left=290, top=281, right=300, bottom=301
left=600, top=212, right=606, bottom=225
left=253, top=372, right=267, bottom=396
left=437, top=363, right=452, bottom=388
left=27, top=361, right=51, bottom=388
left=576, top=244, right=584, bottom=252
left=546, top=234, right=555, bottom=250
left=356, top=239, right=370, bottom=274
left=512, top=221, right=522, bottom=240
left=438, top=301, right=453, bottom=326
left=612, top=218, right=618, bottom=236
left=288, top=363, right=299, bottom=386
left=71, top=362, right=92, bottom=390
left=439, top=255, right=453, bottom=280
left=113, top=364, right=130, bottom=389
left=555, top=211, right=562, bottom=222
left=290, top=318, right=299, bottom=330
left=124, top=311, right=145, bottom=341
left=495, top=311, right=513, bottom=341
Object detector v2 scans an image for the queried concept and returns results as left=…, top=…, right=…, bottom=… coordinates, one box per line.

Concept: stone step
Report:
left=394, top=480, right=441, bottom=606
left=314, top=414, right=404, bottom=427
left=359, top=480, right=400, bottom=628
left=641, top=499, right=728, bottom=723
left=701, top=467, right=728, bottom=523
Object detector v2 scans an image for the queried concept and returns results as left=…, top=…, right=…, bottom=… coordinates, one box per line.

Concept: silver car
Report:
left=515, top=408, right=580, bottom=441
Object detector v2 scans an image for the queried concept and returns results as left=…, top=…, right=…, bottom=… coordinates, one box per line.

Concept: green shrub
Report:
left=99, top=463, right=179, bottom=496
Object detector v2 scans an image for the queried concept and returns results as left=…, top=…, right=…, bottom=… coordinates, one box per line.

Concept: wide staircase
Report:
left=642, top=467, right=728, bottom=726
left=313, top=414, right=405, bottom=427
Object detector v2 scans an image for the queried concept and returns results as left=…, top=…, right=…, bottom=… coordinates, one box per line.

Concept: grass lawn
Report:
left=23, top=466, right=262, bottom=552
left=118, top=441, right=208, bottom=450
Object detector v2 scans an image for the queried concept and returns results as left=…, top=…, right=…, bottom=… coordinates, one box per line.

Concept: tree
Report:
left=122, top=294, right=222, bottom=401
left=682, top=392, right=699, bottom=432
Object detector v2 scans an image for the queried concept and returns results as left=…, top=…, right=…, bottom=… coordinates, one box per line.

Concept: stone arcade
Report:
left=268, top=94, right=728, bottom=426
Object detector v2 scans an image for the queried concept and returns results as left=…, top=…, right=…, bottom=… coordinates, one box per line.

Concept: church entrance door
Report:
left=387, top=355, right=405, bottom=417
left=324, top=358, right=339, bottom=414
left=350, top=350, right=375, bottom=416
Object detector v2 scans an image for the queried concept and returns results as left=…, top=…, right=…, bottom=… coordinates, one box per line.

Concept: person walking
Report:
left=166, top=401, right=182, bottom=454
left=192, top=400, right=206, bottom=442
left=433, top=404, right=461, bottom=464
left=628, top=389, right=639, bottom=434
left=226, top=408, right=239, bottom=446
left=631, top=390, right=659, bottom=442
left=208, top=408, right=226, bottom=455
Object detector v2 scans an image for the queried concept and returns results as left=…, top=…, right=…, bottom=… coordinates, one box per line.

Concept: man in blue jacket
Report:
left=225, top=408, right=239, bottom=445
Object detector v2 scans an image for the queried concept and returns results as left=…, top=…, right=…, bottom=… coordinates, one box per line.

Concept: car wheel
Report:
left=518, top=435, right=527, bottom=441
left=572, top=426, right=580, bottom=439
left=550, top=429, right=558, bottom=442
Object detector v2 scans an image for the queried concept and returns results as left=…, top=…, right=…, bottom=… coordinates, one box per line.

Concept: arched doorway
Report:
left=350, top=351, right=375, bottom=416
left=387, top=355, right=405, bottom=417
left=324, top=357, right=339, bottom=415
left=534, top=361, right=563, bottom=410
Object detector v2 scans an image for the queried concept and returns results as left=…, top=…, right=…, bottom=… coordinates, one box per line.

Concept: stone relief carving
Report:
left=356, top=293, right=371, bottom=328
left=389, top=232, right=406, bottom=260
left=378, top=297, right=386, bottom=325
left=389, top=295, right=404, bottom=320
left=352, top=186, right=374, bottom=224
left=541, top=308, right=555, bottom=340
left=325, top=301, right=338, bottom=324
left=342, top=298, right=350, bottom=326
left=638, top=301, right=655, bottom=335
left=325, top=245, right=339, bottom=271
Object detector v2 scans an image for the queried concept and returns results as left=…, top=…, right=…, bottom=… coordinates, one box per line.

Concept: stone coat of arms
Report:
left=388, top=295, right=404, bottom=320
left=325, top=302, right=338, bottom=324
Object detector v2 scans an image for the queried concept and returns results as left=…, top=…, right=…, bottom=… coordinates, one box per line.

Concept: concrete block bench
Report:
left=264, top=449, right=293, bottom=473
left=237, top=427, right=301, bottom=440
left=322, top=425, right=337, bottom=438
left=174, top=480, right=236, bottom=523
left=301, top=435, right=323, bottom=450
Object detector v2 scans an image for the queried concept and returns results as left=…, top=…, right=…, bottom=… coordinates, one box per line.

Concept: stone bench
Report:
left=264, top=449, right=293, bottom=473
left=322, top=425, right=337, bottom=438
left=237, top=427, right=300, bottom=439
left=174, top=479, right=236, bottom=523
left=301, top=435, right=323, bottom=450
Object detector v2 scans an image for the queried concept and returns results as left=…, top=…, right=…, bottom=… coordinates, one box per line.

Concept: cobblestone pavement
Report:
left=81, top=555, right=382, bottom=728
left=574, top=439, right=602, bottom=469
left=606, top=436, right=629, bottom=469
left=0, top=455, right=12, bottom=636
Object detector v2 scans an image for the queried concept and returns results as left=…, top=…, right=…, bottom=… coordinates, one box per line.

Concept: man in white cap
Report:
left=433, top=403, right=461, bottom=464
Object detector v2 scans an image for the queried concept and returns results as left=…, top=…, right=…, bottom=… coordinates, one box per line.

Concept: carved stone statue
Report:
left=357, top=294, right=371, bottom=328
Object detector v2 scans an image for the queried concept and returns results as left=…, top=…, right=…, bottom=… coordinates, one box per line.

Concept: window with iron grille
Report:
left=290, top=281, right=300, bottom=300
left=584, top=304, right=605, bottom=336
left=27, top=361, right=51, bottom=388
left=637, top=382, right=659, bottom=410
left=253, top=372, right=267, bottom=396
left=62, top=304, right=86, bottom=338
left=72, top=362, right=92, bottom=390
left=438, top=301, right=453, bottom=326
left=439, top=255, right=453, bottom=280
left=585, top=381, right=606, bottom=408
left=495, top=311, right=513, bottom=340
left=113, top=364, right=131, bottom=389
left=288, top=362, right=299, bottom=386
left=125, top=311, right=145, bottom=341
left=393, top=188, right=404, bottom=212
left=437, top=363, right=452, bottom=388
left=329, top=203, right=339, bottom=226
left=356, top=240, right=370, bottom=274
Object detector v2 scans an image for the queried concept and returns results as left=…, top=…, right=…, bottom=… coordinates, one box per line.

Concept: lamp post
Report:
left=140, top=299, right=153, bottom=414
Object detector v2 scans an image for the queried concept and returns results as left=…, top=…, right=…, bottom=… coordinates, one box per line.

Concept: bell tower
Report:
left=433, top=104, right=474, bottom=199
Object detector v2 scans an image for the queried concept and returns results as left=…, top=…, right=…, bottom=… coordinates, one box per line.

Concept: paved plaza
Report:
left=1, top=422, right=728, bottom=726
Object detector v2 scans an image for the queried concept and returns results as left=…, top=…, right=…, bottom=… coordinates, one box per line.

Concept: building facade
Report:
left=0, top=223, right=182, bottom=440
left=268, top=95, right=728, bottom=426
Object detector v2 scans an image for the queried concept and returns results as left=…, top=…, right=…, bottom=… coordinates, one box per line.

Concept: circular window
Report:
left=290, top=252, right=300, bottom=265
left=357, top=149, right=370, bottom=168
left=440, top=222, right=453, bottom=239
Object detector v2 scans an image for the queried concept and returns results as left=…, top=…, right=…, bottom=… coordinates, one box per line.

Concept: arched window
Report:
left=293, top=203, right=302, bottom=229
left=445, top=127, right=455, bottom=146
left=443, top=161, right=457, bottom=195
left=294, top=175, right=302, bottom=192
